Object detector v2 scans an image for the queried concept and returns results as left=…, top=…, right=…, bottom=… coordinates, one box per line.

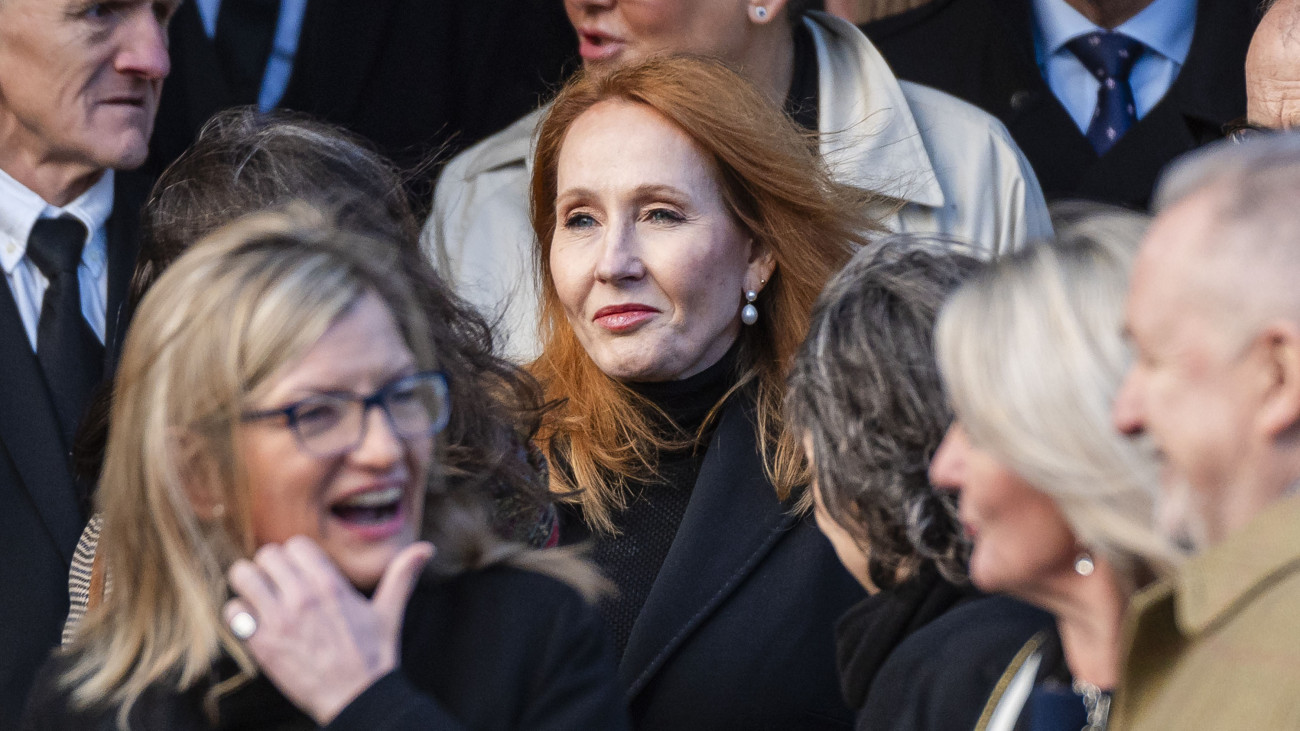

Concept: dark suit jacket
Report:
left=565, top=396, right=867, bottom=729
left=149, top=0, right=577, bottom=196
left=0, top=171, right=148, bottom=729
left=22, top=566, right=630, bottom=731
left=863, top=0, right=1256, bottom=208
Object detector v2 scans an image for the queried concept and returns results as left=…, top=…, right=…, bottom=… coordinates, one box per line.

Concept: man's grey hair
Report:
left=1155, top=133, right=1300, bottom=214
left=1155, top=133, right=1300, bottom=325
left=787, top=234, right=982, bottom=589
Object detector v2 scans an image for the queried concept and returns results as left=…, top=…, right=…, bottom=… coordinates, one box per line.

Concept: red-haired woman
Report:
left=529, top=55, right=885, bottom=729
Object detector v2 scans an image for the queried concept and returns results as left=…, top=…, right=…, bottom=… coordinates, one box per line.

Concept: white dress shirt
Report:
left=1033, top=0, right=1197, bottom=134
left=0, top=168, right=113, bottom=350
left=194, top=0, right=309, bottom=110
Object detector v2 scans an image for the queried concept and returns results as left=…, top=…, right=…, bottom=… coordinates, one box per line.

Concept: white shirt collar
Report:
left=0, top=167, right=114, bottom=278
left=1034, top=0, right=1196, bottom=65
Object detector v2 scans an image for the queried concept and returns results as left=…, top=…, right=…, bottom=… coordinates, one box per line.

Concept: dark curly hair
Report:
left=786, top=237, right=981, bottom=589
left=76, top=108, right=553, bottom=547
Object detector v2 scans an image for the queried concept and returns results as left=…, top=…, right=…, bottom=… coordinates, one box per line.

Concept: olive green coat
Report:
left=1111, top=493, right=1300, bottom=730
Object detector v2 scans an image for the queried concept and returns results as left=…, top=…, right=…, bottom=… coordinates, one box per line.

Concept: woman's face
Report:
left=565, top=0, right=753, bottom=67
left=237, top=292, right=432, bottom=592
left=550, top=99, right=771, bottom=382
left=928, top=422, right=1078, bottom=600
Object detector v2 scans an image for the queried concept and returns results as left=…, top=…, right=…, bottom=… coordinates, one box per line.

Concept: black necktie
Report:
left=214, top=0, right=282, bottom=105
left=26, top=216, right=103, bottom=444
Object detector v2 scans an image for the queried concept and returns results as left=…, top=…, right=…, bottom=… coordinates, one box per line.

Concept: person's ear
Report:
left=174, top=429, right=227, bottom=522
left=745, top=241, right=777, bottom=294
left=1254, top=321, right=1300, bottom=439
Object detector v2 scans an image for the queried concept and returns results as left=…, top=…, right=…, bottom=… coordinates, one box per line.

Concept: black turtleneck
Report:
left=563, top=346, right=739, bottom=659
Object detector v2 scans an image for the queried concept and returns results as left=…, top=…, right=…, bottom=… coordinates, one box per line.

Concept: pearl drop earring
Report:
left=741, top=290, right=759, bottom=325
left=1074, top=551, right=1095, bottom=577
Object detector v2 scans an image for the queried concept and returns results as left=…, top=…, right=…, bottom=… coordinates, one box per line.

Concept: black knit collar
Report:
left=626, top=341, right=741, bottom=437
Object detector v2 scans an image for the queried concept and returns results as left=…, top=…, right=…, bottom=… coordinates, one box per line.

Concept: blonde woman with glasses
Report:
left=21, top=211, right=628, bottom=730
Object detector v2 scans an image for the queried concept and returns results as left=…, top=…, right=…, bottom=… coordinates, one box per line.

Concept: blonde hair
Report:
left=62, top=208, right=601, bottom=727
left=529, top=56, right=885, bottom=531
left=935, top=208, right=1182, bottom=593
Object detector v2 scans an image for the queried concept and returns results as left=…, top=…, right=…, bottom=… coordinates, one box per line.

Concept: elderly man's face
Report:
left=1113, top=196, right=1258, bottom=546
left=0, top=0, right=179, bottom=180
left=1246, top=0, right=1300, bottom=130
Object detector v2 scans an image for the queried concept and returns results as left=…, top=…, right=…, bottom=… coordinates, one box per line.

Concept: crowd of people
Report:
left=1, top=0, right=1298, bottom=729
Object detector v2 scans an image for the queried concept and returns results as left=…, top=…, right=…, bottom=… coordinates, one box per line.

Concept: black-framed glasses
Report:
left=242, top=371, right=450, bottom=457
left=1222, top=117, right=1271, bottom=144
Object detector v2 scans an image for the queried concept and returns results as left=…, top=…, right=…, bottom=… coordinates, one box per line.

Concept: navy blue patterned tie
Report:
left=1065, top=31, right=1146, bottom=156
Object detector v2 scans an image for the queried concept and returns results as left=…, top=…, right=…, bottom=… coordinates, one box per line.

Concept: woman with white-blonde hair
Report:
left=21, top=210, right=628, bottom=730
left=928, top=208, right=1183, bottom=731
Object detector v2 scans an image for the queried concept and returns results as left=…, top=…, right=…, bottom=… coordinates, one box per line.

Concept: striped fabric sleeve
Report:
left=62, top=513, right=103, bottom=646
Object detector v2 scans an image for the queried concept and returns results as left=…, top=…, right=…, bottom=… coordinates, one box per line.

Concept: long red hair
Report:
left=530, top=56, right=889, bottom=532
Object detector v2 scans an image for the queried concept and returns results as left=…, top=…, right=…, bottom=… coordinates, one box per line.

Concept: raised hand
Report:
left=224, top=536, right=435, bottom=725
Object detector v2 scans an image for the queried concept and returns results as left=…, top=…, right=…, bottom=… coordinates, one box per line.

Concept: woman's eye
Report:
left=645, top=208, right=685, bottom=224
left=294, top=401, right=344, bottom=433
left=563, top=212, right=597, bottom=229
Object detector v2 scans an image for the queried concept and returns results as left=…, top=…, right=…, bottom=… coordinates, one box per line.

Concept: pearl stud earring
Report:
left=1074, top=551, right=1095, bottom=577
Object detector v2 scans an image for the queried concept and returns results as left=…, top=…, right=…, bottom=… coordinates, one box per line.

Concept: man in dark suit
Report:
left=864, top=0, right=1256, bottom=207
left=0, top=0, right=173, bottom=723
left=148, top=0, right=577, bottom=202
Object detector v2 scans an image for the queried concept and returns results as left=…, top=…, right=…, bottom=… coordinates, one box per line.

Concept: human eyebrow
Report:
left=555, top=186, right=597, bottom=206
left=629, top=184, right=691, bottom=207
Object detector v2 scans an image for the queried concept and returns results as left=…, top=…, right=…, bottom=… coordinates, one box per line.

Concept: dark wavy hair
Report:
left=75, top=108, right=552, bottom=548
left=786, top=237, right=981, bottom=589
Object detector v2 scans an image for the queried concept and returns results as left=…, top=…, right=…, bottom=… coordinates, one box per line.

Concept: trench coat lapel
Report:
left=619, top=396, right=800, bottom=699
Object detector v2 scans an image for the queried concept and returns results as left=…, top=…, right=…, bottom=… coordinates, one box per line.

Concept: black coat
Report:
left=21, top=565, right=630, bottom=730
left=149, top=0, right=577, bottom=192
left=835, top=571, right=1052, bottom=730
left=564, top=396, right=868, bottom=729
left=862, top=0, right=1256, bottom=208
left=0, top=171, right=148, bottom=729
